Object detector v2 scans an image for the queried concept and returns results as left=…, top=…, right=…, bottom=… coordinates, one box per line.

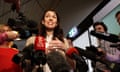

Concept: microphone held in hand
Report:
left=12, top=43, right=47, bottom=68
left=0, top=31, right=19, bottom=44
left=66, top=48, right=88, bottom=72
left=34, top=36, right=46, bottom=52
left=75, top=47, right=120, bottom=72
left=66, top=48, right=84, bottom=62
left=110, top=44, right=120, bottom=47
left=90, top=30, right=120, bottom=43
left=12, top=44, right=34, bottom=64
left=33, top=50, right=46, bottom=65
left=34, top=36, right=46, bottom=65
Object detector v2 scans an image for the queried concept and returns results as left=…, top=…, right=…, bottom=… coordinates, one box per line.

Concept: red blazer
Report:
left=0, top=48, right=23, bottom=72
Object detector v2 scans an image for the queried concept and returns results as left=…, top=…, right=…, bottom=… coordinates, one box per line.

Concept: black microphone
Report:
left=75, top=47, right=120, bottom=72
left=110, top=44, right=120, bottom=47
left=66, top=48, right=88, bottom=72
left=33, top=36, right=46, bottom=65
left=12, top=44, right=34, bottom=64
left=75, top=47, right=97, bottom=61
left=90, top=30, right=120, bottom=43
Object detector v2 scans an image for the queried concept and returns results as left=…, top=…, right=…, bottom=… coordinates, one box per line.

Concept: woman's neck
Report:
left=46, top=30, right=54, bottom=36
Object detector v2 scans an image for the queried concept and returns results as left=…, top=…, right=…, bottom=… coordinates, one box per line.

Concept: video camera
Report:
left=7, top=12, right=38, bottom=39
left=12, top=44, right=46, bottom=71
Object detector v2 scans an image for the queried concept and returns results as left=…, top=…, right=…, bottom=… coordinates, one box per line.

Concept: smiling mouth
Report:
left=48, top=21, right=55, bottom=25
left=48, top=22, right=53, bottom=25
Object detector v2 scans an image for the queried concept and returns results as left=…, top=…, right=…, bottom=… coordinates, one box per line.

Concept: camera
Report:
left=7, top=12, right=38, bottom=39
left=12, top=44, right=46, bottom=69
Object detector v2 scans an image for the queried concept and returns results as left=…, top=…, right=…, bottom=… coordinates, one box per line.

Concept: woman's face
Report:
left=42, top=11, right=58, bottom=30
left=95, top=24, right=105, bottom=33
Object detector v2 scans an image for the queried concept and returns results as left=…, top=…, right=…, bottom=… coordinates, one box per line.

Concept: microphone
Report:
left=0, top=31, right=19, bottom=44
left=90, top=30, right=120, bottom=43
left=75, top=47, right=97, bottom=61
left=75, top=47, right=120, bottom=72
left=34, top=36, right=46, bottom=65
left=34, top=36, right=46, bottom=52
left=66, top=48, right=88, bottom=72
left=66, top=48, right=85, bottom=62
left=110, top=44, right=120, bottom=47
left=12, top=44, right=34, bottom=64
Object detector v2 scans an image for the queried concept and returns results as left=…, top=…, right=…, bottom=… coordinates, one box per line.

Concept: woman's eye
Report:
left=53, top=16, right=57, bottom=18
left=45, top=15, right=49, bottom=18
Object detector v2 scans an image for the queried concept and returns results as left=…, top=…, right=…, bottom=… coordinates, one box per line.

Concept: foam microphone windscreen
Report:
left=75, top=47, right=97, bottom=61
left=34, top=36, right=45, bottom=52
left=66, top=48, right=79, bottom=58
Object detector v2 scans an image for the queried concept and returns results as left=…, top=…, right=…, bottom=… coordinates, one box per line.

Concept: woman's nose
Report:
left=48, top=16, right=54, bottom=20
left=49, top=18, right=53, bottom=21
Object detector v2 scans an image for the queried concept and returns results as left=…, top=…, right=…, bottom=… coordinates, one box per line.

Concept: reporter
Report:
left=93, top=22, right=120, bottom=72
left=0, top=31, right=22, bottom=72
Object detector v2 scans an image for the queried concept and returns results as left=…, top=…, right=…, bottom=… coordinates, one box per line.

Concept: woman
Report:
left=25, top=9, right=75, bottom=72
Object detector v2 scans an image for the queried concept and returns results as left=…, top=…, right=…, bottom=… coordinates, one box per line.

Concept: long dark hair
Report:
left=38, top=9, right=64, bottom=42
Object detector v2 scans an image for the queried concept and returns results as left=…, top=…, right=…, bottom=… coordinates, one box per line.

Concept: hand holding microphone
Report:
left=6, top=31, right=19, bottom=40
left=0, top=31, right=19, bottom=44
